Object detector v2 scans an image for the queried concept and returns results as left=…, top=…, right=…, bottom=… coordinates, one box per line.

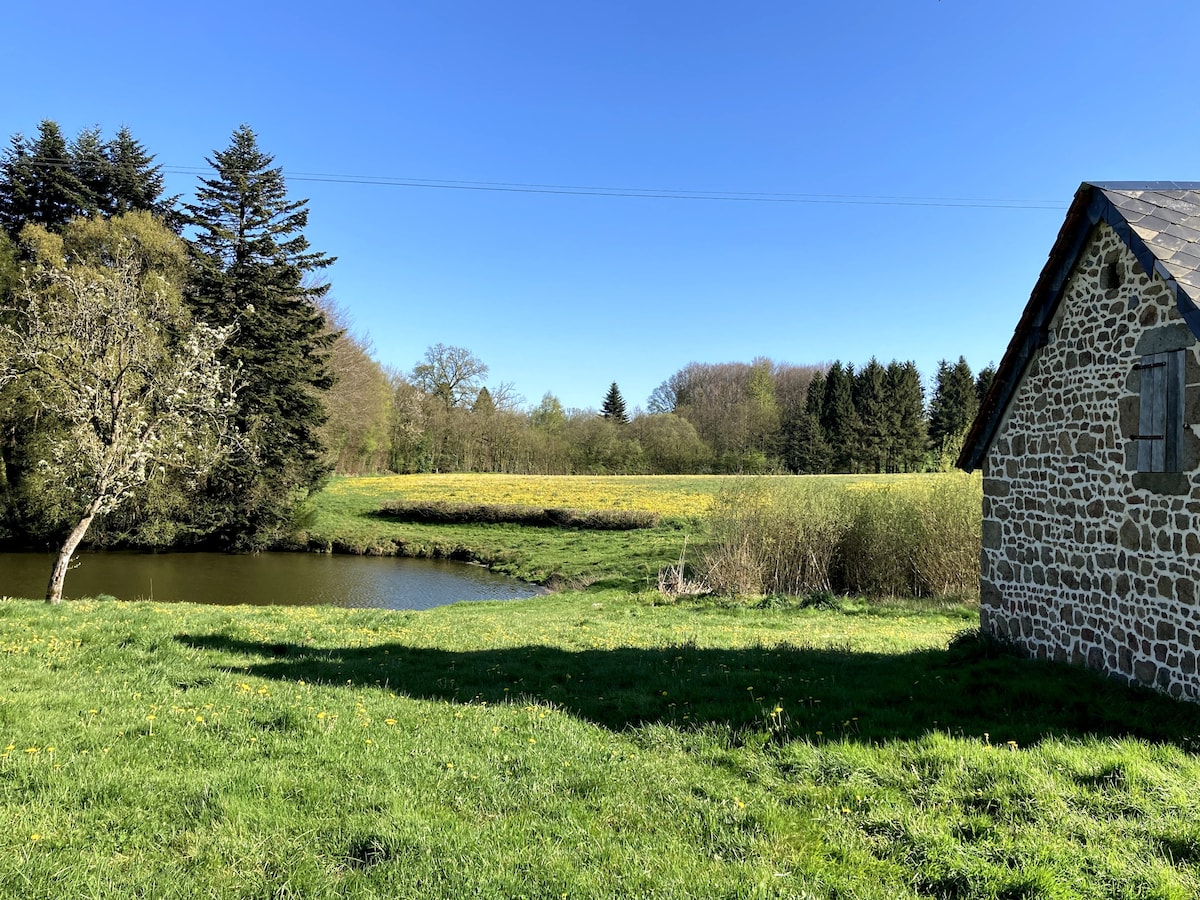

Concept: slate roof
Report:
left=957, top=181, right=1200, bottom=471
left=1097, top=182, right=1200, bottom=304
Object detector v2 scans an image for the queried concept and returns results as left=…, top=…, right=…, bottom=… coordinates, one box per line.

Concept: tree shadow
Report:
left=175, top=631, right=1200, bottom=748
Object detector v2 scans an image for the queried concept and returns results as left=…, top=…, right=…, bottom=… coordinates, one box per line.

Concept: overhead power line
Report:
left=14, top=155, right=1070, bottom=209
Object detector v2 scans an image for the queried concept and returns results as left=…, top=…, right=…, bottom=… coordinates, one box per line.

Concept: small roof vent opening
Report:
left=1100, top=259, right=1123, bottom=290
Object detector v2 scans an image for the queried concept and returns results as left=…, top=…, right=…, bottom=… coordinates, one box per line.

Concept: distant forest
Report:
left=0, top=120, right=990, bottom=555
left=380, top=348, right=992, bottom=477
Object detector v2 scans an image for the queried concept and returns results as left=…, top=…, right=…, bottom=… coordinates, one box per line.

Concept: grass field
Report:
left=297, top=473, right=727, bottom=589
left=6, top=473, right=1200, bottom=897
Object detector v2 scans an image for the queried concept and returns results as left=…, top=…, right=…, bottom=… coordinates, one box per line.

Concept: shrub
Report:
left=700, top=474, right=981, bottom=599
left=376, top=501, right=660, bottom=530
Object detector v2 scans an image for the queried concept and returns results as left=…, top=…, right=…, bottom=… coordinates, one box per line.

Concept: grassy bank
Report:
left=6, top=593, right=1200, bottom=898
left=296, top=473, right=723, bottom=589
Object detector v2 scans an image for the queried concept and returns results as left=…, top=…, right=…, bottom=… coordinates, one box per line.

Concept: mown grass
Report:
left=5, top=593, right=1200, bottom=898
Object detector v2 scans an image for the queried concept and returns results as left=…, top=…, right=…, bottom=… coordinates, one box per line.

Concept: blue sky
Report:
left=8, top=1, right=1200, bottom=411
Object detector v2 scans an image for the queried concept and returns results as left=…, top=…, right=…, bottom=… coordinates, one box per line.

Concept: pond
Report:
left=0, top=551, right=547, bottom=611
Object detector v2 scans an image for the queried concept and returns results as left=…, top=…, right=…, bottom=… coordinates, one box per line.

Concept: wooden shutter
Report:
left=1136, top=350, right=1184, bottom=473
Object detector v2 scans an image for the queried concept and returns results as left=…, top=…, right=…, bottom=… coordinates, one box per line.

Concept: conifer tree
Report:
left=106, top=127, right=168, bottom=217
left=928, top=357, right=979, bottom=454
left=184, top=125, right=336, bottom=547
left=887, top=360, right=928, bottom=472
left=782, top=370, right=830, bottom=474
left=853, top=358, right=891, bottom=473
left=472, top=386, right=496, bottom=414
left=0, top=121, right=89, bottom=237
left=821, top=362, right=861, bottom=473
left=601, top=382, right=629, bottom=424
left=68, top=127, right=109, bottom=216
left=974, top=364, right=996, bottom=406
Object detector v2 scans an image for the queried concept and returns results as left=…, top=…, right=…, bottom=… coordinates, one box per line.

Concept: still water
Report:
left=0, top=551, right=546, bottom=610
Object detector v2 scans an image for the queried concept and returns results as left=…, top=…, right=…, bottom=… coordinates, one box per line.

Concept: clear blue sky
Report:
left=8, top=1, right=1199, bottom=411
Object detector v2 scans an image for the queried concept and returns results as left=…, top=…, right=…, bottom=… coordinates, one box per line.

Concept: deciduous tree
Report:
left=412, top=343, right=488, bottom=409
left=0, top=214, right=234, bottom=602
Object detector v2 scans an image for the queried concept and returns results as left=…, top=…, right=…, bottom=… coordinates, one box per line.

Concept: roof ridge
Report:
left=1087, top=180, right=1200, bottom=191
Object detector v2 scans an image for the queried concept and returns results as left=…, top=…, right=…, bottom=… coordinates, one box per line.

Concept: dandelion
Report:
left=384, top=718, right=397, bottom=726
left=30, top=833, right=41, bottom=842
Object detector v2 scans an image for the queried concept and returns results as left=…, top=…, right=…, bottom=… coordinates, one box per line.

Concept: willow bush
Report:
left=702, top=474, right=982, bottom=599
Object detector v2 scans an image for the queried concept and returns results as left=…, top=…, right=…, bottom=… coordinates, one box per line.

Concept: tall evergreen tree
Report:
left=853, top=358, right=891, bottom=473
left=0, top=121, right=89, bottom=237
left=68, top=126, right=109, bottom=217
left=184, top=124, right=336, bottom=547
left=887, top=360, right=928, bottom=472
left=106, top=126, right=169, bottom=218
left=0, top=122, right=170, bottom=237
left=928, top=357, right=979, bottom=454
left=974, top=364, right=996, bottom=407
left=601, top=382, right=629, bottom=424
left=821, top=362, right=862, bottom=473
left=782, top=370, right=830, bottom=474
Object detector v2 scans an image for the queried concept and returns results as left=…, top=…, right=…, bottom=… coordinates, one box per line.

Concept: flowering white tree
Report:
left=0, top=213, right=236, bottom=603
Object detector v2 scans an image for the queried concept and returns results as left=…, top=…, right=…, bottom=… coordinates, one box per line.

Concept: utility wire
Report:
left=13, top=155, right=1071, bottom=209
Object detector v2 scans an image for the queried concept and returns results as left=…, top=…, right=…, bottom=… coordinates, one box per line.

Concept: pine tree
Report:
left=928, top=357, right=979, bottom=454
left=184, top=124, right=336, bottom=547
left=0, top=121, right=89, bottom=237
left=853, top=358, right=891, bottom=473
left=601, top=382, right=629, bottom=424
left=974, top=364, right=996, bottom=406
left=68, top=126, right=109, bottom=216
left=781, top=371, right=830, bottom=474
left=105, top=127, right=171, bottom=220
left=472, top=386, right=496, bottom=414
left=887, top=360, right=928, bottom=472
left=821, top=362, right=862, bottom=473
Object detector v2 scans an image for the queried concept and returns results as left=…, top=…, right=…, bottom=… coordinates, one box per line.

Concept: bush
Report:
left=701, top=474, right=981, bottom=599
left=376, top=501, right=660, bottom=530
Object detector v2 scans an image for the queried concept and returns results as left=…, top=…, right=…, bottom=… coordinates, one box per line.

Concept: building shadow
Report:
left=174, top=631, right=1200, bottom=748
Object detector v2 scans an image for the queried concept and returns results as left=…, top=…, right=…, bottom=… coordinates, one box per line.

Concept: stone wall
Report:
left=982, top=221, right=1200, bottom=699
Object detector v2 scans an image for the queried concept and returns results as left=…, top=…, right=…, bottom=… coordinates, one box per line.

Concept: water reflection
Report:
left=0, top=551, right=546, bottom=610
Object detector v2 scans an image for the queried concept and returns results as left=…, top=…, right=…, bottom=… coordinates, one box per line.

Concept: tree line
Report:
left=0, top=119, right=994, bottom=571
left=372, top=348, right=993, bottom=477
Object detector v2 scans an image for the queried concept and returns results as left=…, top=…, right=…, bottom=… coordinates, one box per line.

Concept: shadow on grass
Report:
left=174, top=630, right=1200, bottom=748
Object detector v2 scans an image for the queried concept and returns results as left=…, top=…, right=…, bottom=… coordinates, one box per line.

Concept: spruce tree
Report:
left=928, top=357, right=979, bottom=454
left=853, top=358, right=890, bottom=473
left=821, top=362, right=862, bottom=473
left=0, top=121, right=89, bottom=237
left=781, top=371, right=830, bottom=474
left=974, top=364, right=996, bottom=406
left=601, top=382, right=629, bottom=424
left=68, top=126, right=109, bottom=216
left=185, top=124, right=336, bottom=547
left=887, top=360, right=928, bottom=472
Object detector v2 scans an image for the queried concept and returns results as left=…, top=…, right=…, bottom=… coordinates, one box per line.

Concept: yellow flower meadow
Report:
left=325, top=473, right=722, bottom=519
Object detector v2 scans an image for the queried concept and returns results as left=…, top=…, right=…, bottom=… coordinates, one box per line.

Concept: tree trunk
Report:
left=45, top=499, right=102, bottom=604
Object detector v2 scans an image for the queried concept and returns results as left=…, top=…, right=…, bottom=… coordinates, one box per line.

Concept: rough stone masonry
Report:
left=981, top=220, right=1200, bottom=699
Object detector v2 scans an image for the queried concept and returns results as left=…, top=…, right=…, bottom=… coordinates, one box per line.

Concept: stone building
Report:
left=958, top=182, right=1200, bottom=699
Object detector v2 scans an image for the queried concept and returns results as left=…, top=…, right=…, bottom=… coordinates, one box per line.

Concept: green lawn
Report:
left=4, top=474, right=1200, bottom=897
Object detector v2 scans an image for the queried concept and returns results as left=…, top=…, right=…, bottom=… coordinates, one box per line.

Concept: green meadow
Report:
left=5, top=474, right=1200, bottom=898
